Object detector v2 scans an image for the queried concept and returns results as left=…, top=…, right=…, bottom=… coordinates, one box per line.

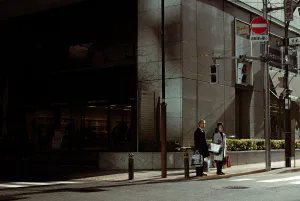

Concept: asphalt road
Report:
left=0, top=170, right=300, bottom=201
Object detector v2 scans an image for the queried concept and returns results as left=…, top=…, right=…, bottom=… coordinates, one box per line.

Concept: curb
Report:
left=112, top=169, right=268, bottom=185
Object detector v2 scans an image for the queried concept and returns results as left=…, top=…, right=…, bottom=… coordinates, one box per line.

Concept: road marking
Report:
left=51, top=181, right=82, bottom=184
left=0, top=181, right=84, bottom=189
left=257, top=176, right=300, bottom=183
left=229, top=178, right=255, bottom=181
left=289, top=181, right=300, bottom=184
left=0, top=184, right=26, bottom=188
left=12, top=182, right=56, bottom=186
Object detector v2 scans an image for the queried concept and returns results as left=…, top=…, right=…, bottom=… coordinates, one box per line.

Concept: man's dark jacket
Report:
left=194, top=127, right=210, bottom=158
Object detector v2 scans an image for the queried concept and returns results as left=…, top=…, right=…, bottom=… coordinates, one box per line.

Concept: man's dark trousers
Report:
left=195, top=156, right=205, bottom=176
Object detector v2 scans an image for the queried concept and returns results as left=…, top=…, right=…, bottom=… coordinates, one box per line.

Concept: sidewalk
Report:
left=76, top=159, right=300, bottom=183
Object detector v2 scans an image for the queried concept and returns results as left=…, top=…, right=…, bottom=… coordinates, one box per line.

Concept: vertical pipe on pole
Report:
left=161, top=0, right=167, bottom=178
left=284, top=20, right=292, bottom=168
left=263, top=0, right=271, bottom=171
left=297, top=46, right=300, bottom=75
left=281, top=46, right=285, bottom=71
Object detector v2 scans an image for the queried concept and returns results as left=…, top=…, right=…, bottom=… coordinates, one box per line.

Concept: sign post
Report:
left=250, top=17, right=269, bottom=42
left=289, top=37, right=300, bottom=46
left=284, top=0, right=294, bottom=22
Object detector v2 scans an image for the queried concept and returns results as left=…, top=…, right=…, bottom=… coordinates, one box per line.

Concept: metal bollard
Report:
left=128, top=153, right=134, bottom=180
left=184, top=153, right=189, bottom=178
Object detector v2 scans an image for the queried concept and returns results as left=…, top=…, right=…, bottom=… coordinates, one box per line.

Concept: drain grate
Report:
left=223, top=186, right=249, bottom=190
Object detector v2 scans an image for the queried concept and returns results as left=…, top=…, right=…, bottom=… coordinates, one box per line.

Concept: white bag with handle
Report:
left=209, top=143, right=221, bottom=154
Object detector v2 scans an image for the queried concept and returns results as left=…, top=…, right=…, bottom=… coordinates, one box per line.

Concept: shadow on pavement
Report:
left=0, top=196, right=28, bottom=201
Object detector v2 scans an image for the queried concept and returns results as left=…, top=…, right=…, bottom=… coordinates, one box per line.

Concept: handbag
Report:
left=191, top=152, right=203, bottom=167
left=226, top=155, right=231, bottom=168
left=208, top=143, right=221, bottom=154
left=222, top=156, right=231, bottom=168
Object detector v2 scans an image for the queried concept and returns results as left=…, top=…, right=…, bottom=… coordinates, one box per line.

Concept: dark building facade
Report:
left=0, top=0, right=138, bottom=153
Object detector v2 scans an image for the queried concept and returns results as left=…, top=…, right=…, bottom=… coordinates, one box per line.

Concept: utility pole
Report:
left=263, top=0, right=271, bottom=171
left=283, top=0, right=300, bottom=168
left=161, top=0, right=167, bottom=178
left=284, top=19, right=292, bottom=168
left=266, top=0, right=300, bottom=168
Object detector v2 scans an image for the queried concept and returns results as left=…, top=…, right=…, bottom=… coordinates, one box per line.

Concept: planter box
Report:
left=98, top=149, right=300, bottom=170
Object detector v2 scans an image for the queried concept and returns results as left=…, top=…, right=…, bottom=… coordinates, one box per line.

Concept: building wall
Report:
left=137, top=0, right=298, bottom=146
left=137, top=0, right=183, bottom=143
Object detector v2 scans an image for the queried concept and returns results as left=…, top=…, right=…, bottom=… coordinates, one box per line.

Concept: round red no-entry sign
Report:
left=250, top=17, right=268, bottom=35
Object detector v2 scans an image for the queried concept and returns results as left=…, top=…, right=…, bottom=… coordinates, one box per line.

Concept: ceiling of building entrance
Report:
left=0, top=0, right=88, bottom=20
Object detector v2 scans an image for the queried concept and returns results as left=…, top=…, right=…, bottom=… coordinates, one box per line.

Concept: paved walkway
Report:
left=76, top=159, right=300, bottom=182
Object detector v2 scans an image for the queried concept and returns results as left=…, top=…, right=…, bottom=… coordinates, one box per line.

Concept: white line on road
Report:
left=0, top=184, right=26, bottom=188
left=12, top=182, right=56, bottom=186
left=289, top=181, right=300, bottom=184
left=229, top=178, right=255, bottom=181
left=257, top=176, right=300, bottom=183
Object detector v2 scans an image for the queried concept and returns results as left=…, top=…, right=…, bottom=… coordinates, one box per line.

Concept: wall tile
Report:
left=166, top=97, right=182, bottom=117
left=138, top=0, right=159, bottom=12
left=164, top=5, right=181, bottom=24
left=166, top=78, right=182, bottom=98
left=138, top=27, right=160, bottom=47
left=182, top=0, right=196, bottom=42
left=183, top=57, right=197, bottom=80
left=167, top=117, right=182, bottom=139
left=138, top=10, right=160, bottom=30
left=183, top=41, right=197, bottom=58
left=158, top=41, right=182, bottom=61
left=138, top=62, right=160, bottom=82
left=182, top=98, right=197, bottom=118
left=165, top=23, right=181, bottom=43
left=182, top=117, right=197, bottom=139
left=165, top=59, right=182, bottom=79
left=182, top=78, right=196, bottom=99
left=138, top=45, right=160, bottom=63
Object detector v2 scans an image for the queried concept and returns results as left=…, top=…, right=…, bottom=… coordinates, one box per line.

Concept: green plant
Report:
left=167, top=140, right=181, bottom=152
left=186, top=139, right=300, bottom=151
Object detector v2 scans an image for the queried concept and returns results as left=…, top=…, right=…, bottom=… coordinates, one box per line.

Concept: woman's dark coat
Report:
left=194, top=127, right=210, bottom=158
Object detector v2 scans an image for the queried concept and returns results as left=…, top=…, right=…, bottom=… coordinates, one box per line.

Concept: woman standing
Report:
left=213, top=123, right=226, bottom=175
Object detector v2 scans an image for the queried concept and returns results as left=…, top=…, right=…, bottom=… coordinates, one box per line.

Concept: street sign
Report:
left=250, top=17, right=268, bottom=35
left=250, top=34, right=269, bottom=42
left=284, top=0, right=294, bottom=22
left=289, top=37, right=300, bottom=46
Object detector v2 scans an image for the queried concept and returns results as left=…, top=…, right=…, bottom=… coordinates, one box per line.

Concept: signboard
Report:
left=250, top=17, right=268, bottom=35
left=289, top=37, right=300, bottom=46
left=250, top=34, right=269, bottom=42
left=138, top=91, right=155, bottom=141
left=284, top=0, right=294, bottom=22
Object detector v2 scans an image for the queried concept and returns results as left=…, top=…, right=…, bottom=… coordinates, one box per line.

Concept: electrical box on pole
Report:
left=236, top=61, right=253, bottom=86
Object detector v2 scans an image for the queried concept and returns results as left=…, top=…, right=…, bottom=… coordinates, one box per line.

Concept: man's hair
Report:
left=199, top=119, right=205, bottom=125
left=217, top=122, right=223, bottom=127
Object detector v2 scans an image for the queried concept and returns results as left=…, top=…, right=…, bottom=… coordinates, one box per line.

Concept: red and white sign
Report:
left=250, top=17, right=268, bottom=35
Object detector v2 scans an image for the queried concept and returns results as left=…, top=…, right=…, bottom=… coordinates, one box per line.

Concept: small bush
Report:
left=185, top=139, right=300, bottom=151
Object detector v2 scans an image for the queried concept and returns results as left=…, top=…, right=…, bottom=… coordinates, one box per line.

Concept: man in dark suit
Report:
left=194, top=119, right=210, bottom=176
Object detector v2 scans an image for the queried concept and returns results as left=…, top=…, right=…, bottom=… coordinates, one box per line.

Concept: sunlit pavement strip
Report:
left=257, top=176, right=300, bottom=183
left=77, top=177, right=128, bottom=181
left=0, top=184, right=25, bottom=188
left=289, top=181, right=300, bottom=184
left=229, top=178, right=256, bottom=181
left=0, top=181, right=83, bottom=188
